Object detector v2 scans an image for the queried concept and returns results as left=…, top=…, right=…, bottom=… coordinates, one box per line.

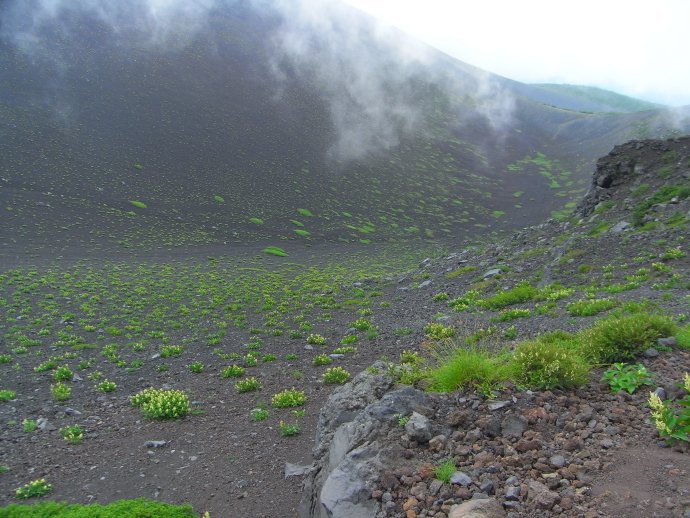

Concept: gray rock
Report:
left=505, top=486, right=521, bottom=501
left=144, top=440, right=167, bottom=448
left=449, top=498, right=507, bottom=518
left=483, top=269, right=502, bottom=279
left=609, top=221, right=630, bottom=233
left=450, top=471, right=473, bottom=486
left=643, top=347, right=659, bottom=358
left=64, top=407, right=82, bottom=416
left=658, top=336, right=677, bottom=348
left=479, top=478, right=494, bottom=495
left=405, top=411, right=433, bottom=443
left=653, top=387, right=667, bottom=400
left=488, top=400, right=511, bottom=411
left=501, top=415, right=528, bottom=438
left=549, top=455, right=566, bottom=469
left=285, top=462, right=312, bottom=478
left=429, top=479, right=444, bottom=496
left=428, top=434, right=448, bottom=451
left=418, top=280, right=432, bottom=289
left=36, top=418, right=56, bottom=431
left=528, top=480, right=559, bottom=510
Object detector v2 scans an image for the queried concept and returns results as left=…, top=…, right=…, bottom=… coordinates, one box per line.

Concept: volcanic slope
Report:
left=2, top=0, right=689, bottom=260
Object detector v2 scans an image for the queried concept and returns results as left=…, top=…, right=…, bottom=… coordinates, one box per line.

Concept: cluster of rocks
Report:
left=300, top=351, right=690, bottom=518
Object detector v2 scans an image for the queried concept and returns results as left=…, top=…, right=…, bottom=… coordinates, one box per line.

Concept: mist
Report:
left=0, top=0, right=515, bottom=161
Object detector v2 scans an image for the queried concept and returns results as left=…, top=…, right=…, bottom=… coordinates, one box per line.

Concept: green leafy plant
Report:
left=130, top=388, right=189, bottom=420
left=250, top=406, right=269, bottom=421
left=263, top=246, right=288, bottom=257
left=333, top=346, right=355, bottom=354
left=160, top=345, right=183, bottom=358
left=187, top=361, right=204, bottom=373
left=129, top=200, right=147, bottom=209
left=22, top=419, right=37, bottom=432
left=477, top=282, right=537, bottom=310
left=306, top=333, right=326, bottom=345
left=59, top=425, right=84, bottom=444
left=0, top=389, right=16, bottom=402
left=15, top=478, right=52, bottom=499
left=52, top=365, right=73, bottom=382
left=424, top=322, right=455, bottom=340
left=96, top=380, right=117, bottom=393
left=278, top=421, right=300, bottom=437
left=50, top=383, right=71, bottom=402
left=648, top=373, right=690, bottom=443
left=271, top=388, right=306, bottom=408
left=602, top=363, right=653, bottom=394
left=661, top=247, right=686, bottom=261
left=566, top=298, right=618, bottom=317
left=322, top=366, right=350, bottom=384
left=221, top=365, right=245, bottom=378
left=351, top=318, right=372, bottom=331
left=312, top=354, right=332, bottom=366
left=434, top=458, right=456, bottom=483
left=1, top=499, right=198, bottom=515
left=234, top=377, right=261, bottom=393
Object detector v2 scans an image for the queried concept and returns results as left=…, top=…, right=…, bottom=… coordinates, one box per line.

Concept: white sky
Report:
left=343, top=0, right=690, bottom=106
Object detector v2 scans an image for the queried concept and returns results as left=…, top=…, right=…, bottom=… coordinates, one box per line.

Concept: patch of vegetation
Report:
left=632, top=184, right=690, bottom=226
left=14, top=479, right=52, bottom=499
left=602, top=363, right=653, bottom=394
left=129, top=200, right=147, bottom=209
left=0, top=499, right=198, bottom=517
left=262, top=246, right=288, bottom=257
left=271, top=388, right=306, bottom=408
left=322, top=366, right=350, bottom=384
left=477, top=282, right=537, bottom=310
left=648, top=374, right=690, bottom=443
left=130, top=388, right=190, bottom=420
left=434, top=459, right=456, bottom=483
left=235, top=377, right=261, bottom=393
left=444, top=265, right=477, bottom=279
left=566, top=298, right=618, bottom=317
left=513, top=334, right=589, bottom=389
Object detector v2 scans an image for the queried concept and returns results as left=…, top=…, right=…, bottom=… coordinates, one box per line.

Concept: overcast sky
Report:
left=343, top=0, right=690, bottom=106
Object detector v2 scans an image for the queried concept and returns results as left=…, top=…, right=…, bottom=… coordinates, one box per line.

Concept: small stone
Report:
left=403, top=497, right=419, bottom=511
left=429, top=434, right=448, bottom=452
left=37, top=418, right=57, bottom=431
left=528, top=480, right=559, bottom=510
left=429, top=479, right=444, bottom=496
left=653, top=387, right=667, bottom=400
left=657, top=337, right=677, bottom=348
left=505, top=486, right=520, bottom=501
left=418, top=280, right=432, bottom=289
left=501, top=415, right=528, bottom=439
left=64, top=407, right=82, bottom=416
left=643, top=347, right=659, bottom=358
left=450, top=471, right=473, bottom=487
left=609, top=221, right=630, bottom=233
left=488, top=400, right=511, bottom=411
left=479, top=479, right=494, bottom=495
left=549, top=455, right=566, bottom=469
left=515, top=439, right=541, bottom=452
left=449, top=498, right=506, bottom=518
left=284, top=462, right=311, bottom=478
left=483, top=268, right=502, bottom=279
left=144, top=440, right=167, bottom=448
left=405, top=412, right=433, bottom=443
left=599, top=438, right=614, bottom=449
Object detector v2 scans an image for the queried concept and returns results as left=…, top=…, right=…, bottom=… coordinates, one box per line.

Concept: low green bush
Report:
left=427, top=343, right=513, bottom=392
left=580, top=313, right=676, bottom=362
left=477, top=282, right=537, bottom=310
left=130, top=388, right=189, bottom=420
left=513, top=336, right=589, bottom=389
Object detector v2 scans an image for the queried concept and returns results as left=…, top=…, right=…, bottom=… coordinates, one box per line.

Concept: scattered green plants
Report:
left=160, top=345, right=183, bottom=358
left=271, top=388, right=306, bottom=408
left=15, top=478, right=52, bottom=499
left=235, top=377, right=261, bottom=393
left=339, top=334, right=358, bottom=345
left=130, top=388, right=190, bottom=420
left=427, top=342, right=512, bottom=392
left=351, top=318, right=372, bottom=331
left=492, top=308, right=531, bottom=322
left=434, top=458, right=456, bottom=484
left=59, top=425, right=84, bottom=444
left=477, top=282, right=537, bottom=310
left=432, top=292, right=449, bottom=302
left=332, top=346, right=355, bottom=354
left=601, top=363, right=653, bottom=394
left=661, top=247, right=686, bottom=261
left=322, top=366, right=350, bottom=384
left=648, top=373, right=690, bottom=443
left=1, top=499, right=198, bottom=516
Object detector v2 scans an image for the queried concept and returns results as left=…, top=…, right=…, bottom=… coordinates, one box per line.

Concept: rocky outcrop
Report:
left=299, top=362, right=433, bottom=518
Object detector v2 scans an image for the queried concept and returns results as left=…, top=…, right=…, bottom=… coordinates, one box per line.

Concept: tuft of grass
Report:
left=580, top=313, right=676, bottom=362
left=249, top=217, right=264, bottom=225
left=271, top=388, right=306, bottom=408
left=477, top=282, right=537, bottom=310
left=675, top=325, right=690, bottom=349
left=427, top=342, right=512, bottom=392
left=262, top=246, right=288, bottom=257
left=434, top=459, right=456, bottom=483
left=566, top=298, right=618, bottom=317
left=322, top=366, right=350, bottom=384
left=1, top=499, right=197, bottom=516
left=513, top=335, right=589, bottom=389
left=129, top=200, right=147, bottom=209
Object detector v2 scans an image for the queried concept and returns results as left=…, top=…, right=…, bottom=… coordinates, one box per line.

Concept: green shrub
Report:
left=160, top=345, right=183, bottom=358
left=0, top=390, right=16, bottom=402
left=52, top=366, right=73, bottom=382
left=601, top=363, right=653, bottom=394
left=581, top=313, right=676, bottom=362
left=648, top=373, right=690, bottom=443
left=271, top=388, right=306, bottom=408
left=492, top=308, right=531, bottom=322
left=130, top=388, right=189, bottom=420
left=129, top=200, right=147, bottom=209
left=234, top=377, right=261, bottom=393
left=322, top=367, right=350, bottom=384
left=513, top=338, right=589, bottom=389
left=14, top=479, right=52, bottom=499
left=434, top=459, right=456, bottom=483
left=278, top=421, right=300, bottom=437
left=95, top=380, right=116, bottom=393
left=59, top=425, right=83, bottom=444
left=306, top=333, right=326, bottom=345
left=312, top=354, right=332, bottom=366
left=676, top=325, right=690, bottom=349
left=50, top=383, right=70, bottom=402
left=424, top=323, right=455, bottom=340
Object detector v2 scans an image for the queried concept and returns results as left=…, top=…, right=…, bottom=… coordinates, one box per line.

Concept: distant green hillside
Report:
left=531, top=84, right=663, bottom=113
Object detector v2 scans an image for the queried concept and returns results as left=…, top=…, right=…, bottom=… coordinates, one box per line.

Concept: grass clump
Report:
left=477, top=282, right=537, bottom=310
left=424, top=323, right=455, bottom=340
left=322, top=367, right=350, bottom=384
left=648, top=373, right=690, bottom=443
left=50, top=383, right=70, bottom=402
left=130, top=388, right=189, bottom=420
left=262, top=246, right=288, bottom=257
left=0, top=498, right=198, bottom=517
left=129, top=200, right=147, bottom=209
left=434, top=459, right=456, bottom=483
left=234, top=377, right=261, bottom=393
left=632, top=184, right=690, bottom=226
left=14, top=479, right=52, bottom=499
left=221, top=365, right=245, bottom=378
left=427, top=342, right=512, bottom=392
left=59, top=425, right=84, bottom=444
left=312, top=354, right=332, bottom=366
left=566, top=298, right=618, bottom=317
left=0, top=390, right=16, bottom=402
left=580, top=313, right=676, bottom=362
left=676, top=325, right=690, bottom=349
